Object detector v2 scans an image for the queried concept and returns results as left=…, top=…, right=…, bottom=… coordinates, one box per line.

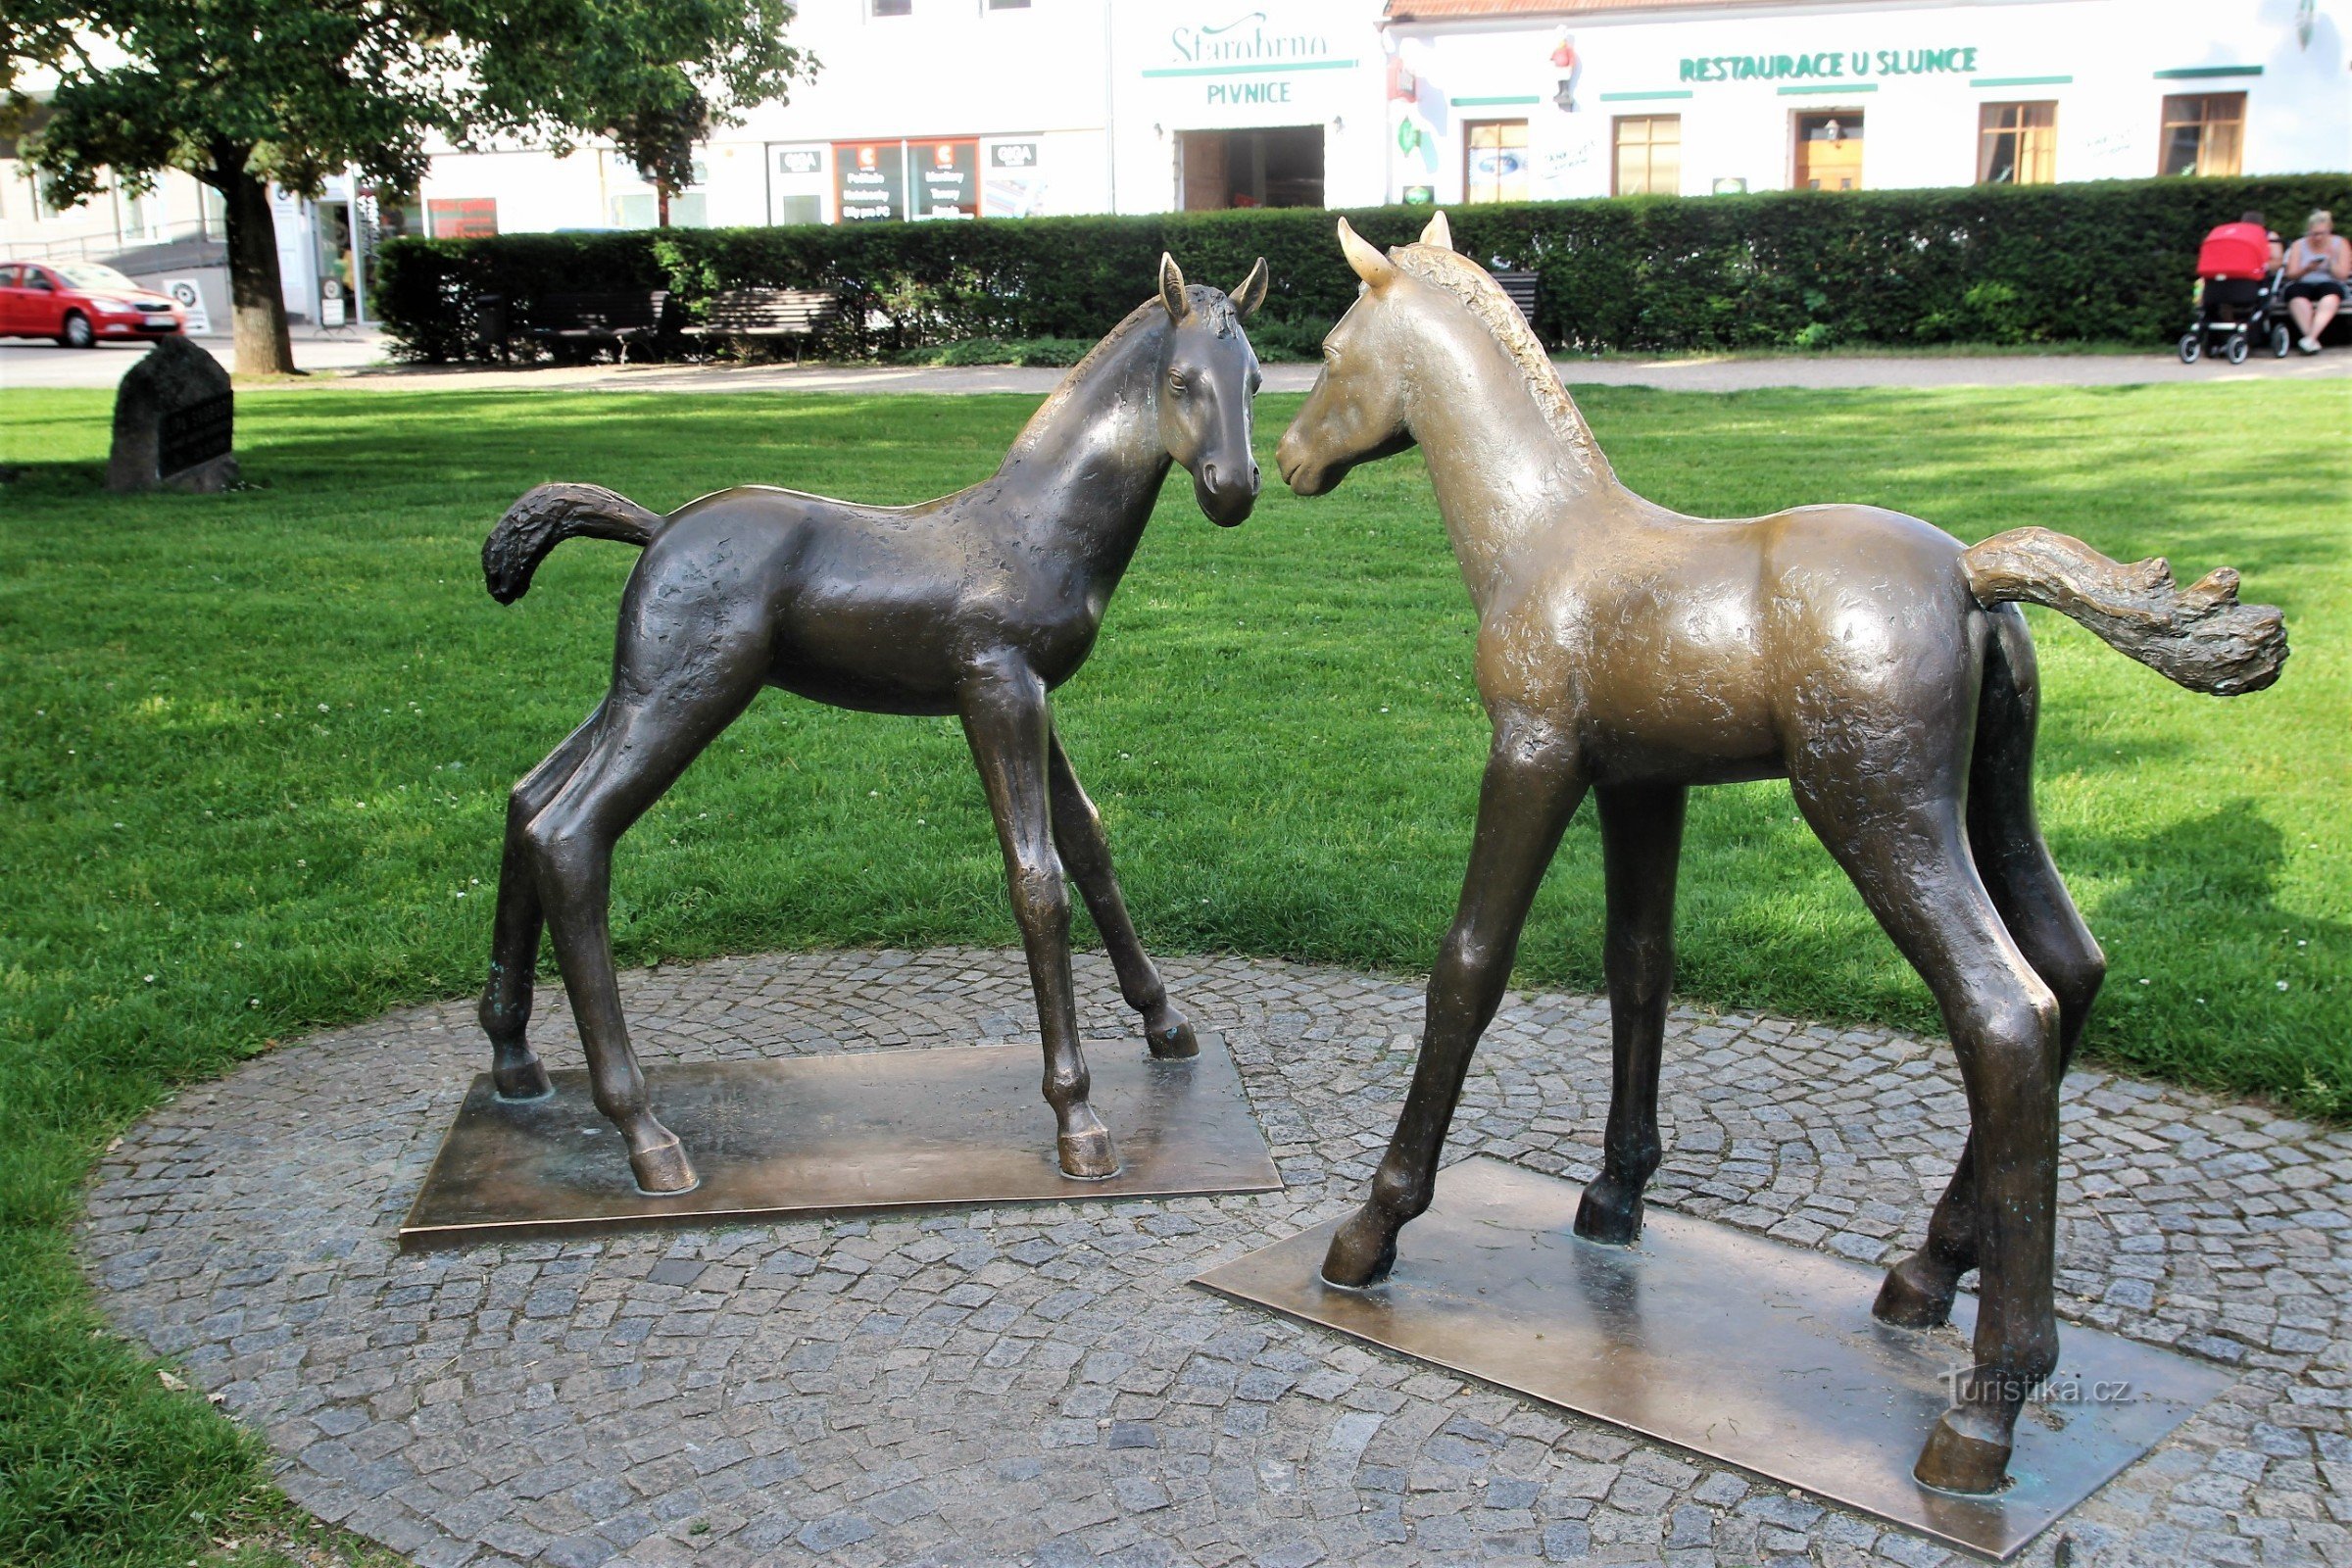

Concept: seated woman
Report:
left=2281, top=210, right=2350, bottom=354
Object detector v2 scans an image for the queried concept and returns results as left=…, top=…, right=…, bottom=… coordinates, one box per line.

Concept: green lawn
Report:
left=2, top=380, right=2345, bottom=1565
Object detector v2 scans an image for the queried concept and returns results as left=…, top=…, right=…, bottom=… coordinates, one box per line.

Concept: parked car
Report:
left=0, top=260, right=189, bottom=347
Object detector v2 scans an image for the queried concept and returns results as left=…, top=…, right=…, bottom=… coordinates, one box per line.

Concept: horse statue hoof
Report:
left=1913, top=1412, right=2013, bottom=1494
left=1572, top=1179, right=1645, bottom=1246
left=1873, top=1258, right=1956, bottom=1329
left=1321, top=1206, right=1400, bottom=1289
left=1057, top=1124, right=1120, bottom=1180
left=629, top=1137, right=700, bottom=1196
left=492, top=1056, right=554, bottom=1102
left=1146, top=1007, right=1200, bottom=1060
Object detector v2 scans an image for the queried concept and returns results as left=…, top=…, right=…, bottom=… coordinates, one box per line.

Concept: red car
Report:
left=0, top=260, right=189, bottom=347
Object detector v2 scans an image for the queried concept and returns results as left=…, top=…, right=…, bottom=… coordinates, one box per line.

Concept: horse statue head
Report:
left=1154, top=252, right=1270, bottom=526
left=1277, top=212, right=1595, bottom=500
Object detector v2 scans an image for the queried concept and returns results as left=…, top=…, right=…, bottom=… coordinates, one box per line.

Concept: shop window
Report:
left=2160, top=93, right=2244, bottom=176
left=426, top=197, right=498, bottom=238
left=1465, top=121, right=1530, bottom=205
left=1978, top=101, right=2057, bottom=185
left=986, top=0, right=1030, bottom=7
left=612, top=192, right=709, bottom=228
left=1612, top=116, right=1681, bottom=197
left=871, top=0, right=911, bottom=15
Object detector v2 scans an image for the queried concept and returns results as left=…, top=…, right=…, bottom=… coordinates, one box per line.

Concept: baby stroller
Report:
left=2180, top=220, right=2290, bottom=365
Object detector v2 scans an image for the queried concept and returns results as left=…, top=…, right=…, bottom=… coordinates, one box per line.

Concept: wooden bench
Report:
left=687, top=287, right=843, bottom=361
left=525, top=290, right=670, bottom=363
left=1491, top=270, right=1541, bottom=330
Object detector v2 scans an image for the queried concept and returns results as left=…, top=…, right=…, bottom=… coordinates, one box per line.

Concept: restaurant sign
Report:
left=1145, top=7, right=1359, bottom=107
left=1679, top=45, right=1981, bottom=84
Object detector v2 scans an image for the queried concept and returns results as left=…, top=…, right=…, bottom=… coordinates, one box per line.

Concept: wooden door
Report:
left=1794, top=113, right=1864, bottom=191
left=1180, top=132, right=1229, bottom=212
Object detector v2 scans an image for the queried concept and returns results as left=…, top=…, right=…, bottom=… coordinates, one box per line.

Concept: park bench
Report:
left=1491, top=270, right=1541, bottom=329
left=524, top=290, right=670, bottom=363
left=687, top=287, right=843, bottom=361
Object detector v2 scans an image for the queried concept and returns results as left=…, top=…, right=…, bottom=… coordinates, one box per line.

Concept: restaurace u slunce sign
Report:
left=1680, top=46, right=1982, bottom=84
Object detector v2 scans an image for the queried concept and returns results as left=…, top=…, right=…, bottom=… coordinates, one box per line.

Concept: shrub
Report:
left=373, top=173, right=2351, bottom=363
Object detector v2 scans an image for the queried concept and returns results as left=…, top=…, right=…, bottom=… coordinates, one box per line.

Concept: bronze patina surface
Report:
left=400, top=1031, right=1278, bottom=1250
left=1273, top=212, right=2284, bottom=1493
left=1197, top=1156, right=2230, bottom=1562
left=472, top=256, right=1268, bottom=1198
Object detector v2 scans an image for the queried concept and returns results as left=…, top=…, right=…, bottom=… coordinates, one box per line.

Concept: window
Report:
left=1465, top=121, right=1529, bottom=204
left=1978, top=101, right=2057, bottom=184
left=1612, top=115, right=1681, bottom=196
left=2160, top=93, right=2243, bottom=176
left=1793, top=111, right=1864, bottom=190
left=986, top=0, right=1031, bottom=8
left=871, top=0, right=911, bottom=15
left=426, top=197, right=498, bottom=238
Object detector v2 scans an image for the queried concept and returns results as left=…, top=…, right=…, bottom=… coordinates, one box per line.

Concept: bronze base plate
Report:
left=400, top=1032, right=1278, bottom=1250
left=1194, top=1156, right=2229, bottom=1562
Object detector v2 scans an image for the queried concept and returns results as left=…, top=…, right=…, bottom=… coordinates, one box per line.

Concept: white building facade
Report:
left=1383, top=0, right=2350, bottom=206
left=4, top=0, right=2345, bottom=324
left=411, top=0, right=1396, bottom=235
left=403, top=0, right=2348, bottom=237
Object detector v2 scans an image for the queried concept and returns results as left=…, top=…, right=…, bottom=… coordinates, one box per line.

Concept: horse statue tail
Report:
left=1961, top=525, right=2287, bottom=696
left=483, top=483, right=665, bottom=605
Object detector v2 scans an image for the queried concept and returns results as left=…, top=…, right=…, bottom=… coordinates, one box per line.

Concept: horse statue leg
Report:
left=479, top=704, right=607, bottom=1101
left=1047, top=726, right=1198, bottom=1060
left=959, top=660, right=1118, bottom=1179
left=1878, top=612, right=2105, bottom=1330
left=1791, top=758, right=2062, bottom=1495
left=521, top=626, right=767, bottom=1195
left=1573, top=783, right=1689, bottom=1246
left=1324, top=718, right=1589, bottom=1287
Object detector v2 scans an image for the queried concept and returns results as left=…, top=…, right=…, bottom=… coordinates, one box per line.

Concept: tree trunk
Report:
left=657, top=182, right=672, bottom=228
left=216, top=151, right=297, bottom=377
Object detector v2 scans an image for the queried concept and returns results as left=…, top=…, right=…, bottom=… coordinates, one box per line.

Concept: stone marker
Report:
left=107, top=335, right=236, bottom=494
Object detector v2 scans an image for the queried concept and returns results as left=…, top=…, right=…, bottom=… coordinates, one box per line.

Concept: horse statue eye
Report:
left=1167, top=372, right=1189, bottom=395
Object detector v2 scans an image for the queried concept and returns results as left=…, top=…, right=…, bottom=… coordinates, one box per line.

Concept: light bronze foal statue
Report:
left=475, top=255, right=1267, bottom=1196
left=1276, top=213, right=2285, bottom=1494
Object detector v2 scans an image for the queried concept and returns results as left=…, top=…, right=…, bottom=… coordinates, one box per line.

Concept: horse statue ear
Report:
left=1420, top=211, right=1453, bottom=251
left=1158, top=253, right=1193, bottom=323
left=1338, top=217, right=1398, bottom=291
left=1230, top=257, right=1269, bottom=318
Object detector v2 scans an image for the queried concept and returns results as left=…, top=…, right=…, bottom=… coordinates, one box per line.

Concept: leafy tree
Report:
left=1, top=1, right=808, bottom=374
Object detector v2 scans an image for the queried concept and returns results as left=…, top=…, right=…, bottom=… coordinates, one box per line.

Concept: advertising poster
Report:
left=983, top=140, right=1046, bottom=219
left=161, top=278, right=212, bottom=334
left=835, top=141, right=906, bottom=221
left=915, top=139, right=979, bottom=219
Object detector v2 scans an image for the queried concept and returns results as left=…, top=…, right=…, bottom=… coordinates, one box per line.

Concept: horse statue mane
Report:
left=1389, top=243, right=1614, bottom=487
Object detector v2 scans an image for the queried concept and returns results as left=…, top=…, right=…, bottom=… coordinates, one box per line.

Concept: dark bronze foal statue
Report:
left=1276, top=214, right=2286, bottom=1494
left=475, top=255, right=1268, bottom=1195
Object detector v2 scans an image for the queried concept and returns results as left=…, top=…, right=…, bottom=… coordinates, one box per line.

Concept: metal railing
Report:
left=2, top=219, right=215, bottom=264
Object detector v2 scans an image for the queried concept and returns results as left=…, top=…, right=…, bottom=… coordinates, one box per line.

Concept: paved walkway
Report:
left=11, top=333, right=2349, bottom=394
left=0, top=330, right=387, bottom=389
left=84, top=947, right=2350, bottom=1568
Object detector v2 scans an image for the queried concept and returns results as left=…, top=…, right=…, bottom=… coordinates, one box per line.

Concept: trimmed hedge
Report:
left=374, top=173, right=2352, bottom=363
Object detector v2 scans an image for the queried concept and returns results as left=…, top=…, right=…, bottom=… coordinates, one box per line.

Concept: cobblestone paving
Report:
left=83, top=948, right=2352, bottom=1568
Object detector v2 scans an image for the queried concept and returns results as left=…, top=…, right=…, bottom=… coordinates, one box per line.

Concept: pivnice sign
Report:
left=1680, top=45, right=1984, bottom=84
